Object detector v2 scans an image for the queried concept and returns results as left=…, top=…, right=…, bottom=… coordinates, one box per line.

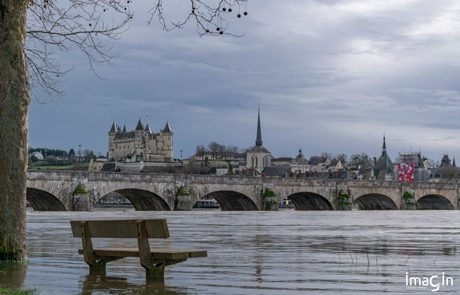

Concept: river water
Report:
left=1, top=210, right=459, bottom=294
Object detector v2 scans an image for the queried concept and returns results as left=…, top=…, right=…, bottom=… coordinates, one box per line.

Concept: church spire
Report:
left=255, top=108, right=263, bottom=147
left=382, top=135, right=387, bottom=155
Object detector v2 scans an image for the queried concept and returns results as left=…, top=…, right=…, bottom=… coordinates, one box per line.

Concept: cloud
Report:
left=28, top=0, right=460, bottom=161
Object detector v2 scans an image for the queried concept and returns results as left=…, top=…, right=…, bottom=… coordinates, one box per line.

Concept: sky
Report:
left=28, top=0, right=460, bottom=162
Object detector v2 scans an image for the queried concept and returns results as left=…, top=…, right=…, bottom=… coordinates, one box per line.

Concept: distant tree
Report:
left=227, top=160, right=233, bottom=174
left=321, top=152, right=332, bottom=160
left=183, top=159, right=195, bottom=174
left=227, top=145, right=239, bottom=160
left=337, top=153, right=347, bottom=164
left=83, top=149, right=97, bottom=162
left=217, top=143, right=226, bottom=159
left=69, top=149, right=75, bottom=162
left=441, top=167, right=460, bottom=182
left=349, top=153, right=373, bottom=170
left=208, top=142, right=220, bottom=160
left=28, top=148, right=67, bottom=157
left=195, top=145, right=207, bottom=160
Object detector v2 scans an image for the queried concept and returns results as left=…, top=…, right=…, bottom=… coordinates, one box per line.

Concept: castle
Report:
left=108, top=119, right=173, bottom=162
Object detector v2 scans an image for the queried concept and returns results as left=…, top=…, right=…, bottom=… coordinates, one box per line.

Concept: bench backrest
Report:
left=70, top=219, right=169, bottom=239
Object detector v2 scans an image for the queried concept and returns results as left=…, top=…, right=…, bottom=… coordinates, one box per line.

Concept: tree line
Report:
left=194, top=142, right=246, bottom=161
left=28, top=147, right=98, bottom=163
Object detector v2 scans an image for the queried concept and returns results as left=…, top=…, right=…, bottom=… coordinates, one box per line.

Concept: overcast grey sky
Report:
left=28, top=0, right=460, bottom=161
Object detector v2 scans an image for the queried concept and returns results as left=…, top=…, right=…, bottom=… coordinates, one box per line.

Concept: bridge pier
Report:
left=73, top=193, right=94, bottom=211
left=174, top=187, right=193, bottom=211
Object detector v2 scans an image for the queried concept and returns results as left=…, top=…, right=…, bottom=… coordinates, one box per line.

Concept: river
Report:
left=1, top=210, right=459, bottom=294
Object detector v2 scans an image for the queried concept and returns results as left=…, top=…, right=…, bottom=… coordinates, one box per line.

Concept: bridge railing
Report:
left=27, top=171, right=460, bottom=189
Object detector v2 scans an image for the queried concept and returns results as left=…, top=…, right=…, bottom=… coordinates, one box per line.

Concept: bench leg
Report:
left=88, top=262, right=106, bottom=275
left=145, top=264, right=165, bottom=283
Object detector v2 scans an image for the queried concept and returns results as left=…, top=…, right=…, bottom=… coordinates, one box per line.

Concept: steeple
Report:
left=374, top=135, right=393, bottom=180
left=381, top=135, right=387, bottom=156
left=255, top=108, right=263, bottom=147
left=135, top=119, right=144, bottom=131
left=145, top=124, right=151, bottom=133
left=122, top=125, right=127, bottom=133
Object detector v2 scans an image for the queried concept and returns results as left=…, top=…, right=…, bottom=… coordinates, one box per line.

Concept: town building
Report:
left=396, top=152, right=431, bottom=181
left=246, top=109, right=272, bottom=173
left=108, top=119, right=173, bottom=162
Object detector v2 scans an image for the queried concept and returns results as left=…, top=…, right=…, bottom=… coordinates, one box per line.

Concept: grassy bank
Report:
left=28, top=164, right=89, bottom=171
left=0, top=287, right=38, bottom=295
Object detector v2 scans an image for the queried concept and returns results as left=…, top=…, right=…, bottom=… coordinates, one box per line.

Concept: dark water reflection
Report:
left=1, top=210, right=460, bottom=294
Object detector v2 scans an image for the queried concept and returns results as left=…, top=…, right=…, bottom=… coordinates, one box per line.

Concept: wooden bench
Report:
left=70, top=219, right=207, bottom=282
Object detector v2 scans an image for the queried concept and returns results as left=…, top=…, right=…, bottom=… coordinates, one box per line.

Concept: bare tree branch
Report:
left=25, top=0, right=249, bottom=97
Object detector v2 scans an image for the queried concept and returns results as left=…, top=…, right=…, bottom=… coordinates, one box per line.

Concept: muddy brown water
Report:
left=1, top=210, right=460, bottom=294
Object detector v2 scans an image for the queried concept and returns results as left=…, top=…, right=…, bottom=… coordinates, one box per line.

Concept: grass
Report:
left=28, top=164, right=89, bottom=171
left=31, top=165, right=75, bottom=171
left=0, top=287, right=38, bottom=295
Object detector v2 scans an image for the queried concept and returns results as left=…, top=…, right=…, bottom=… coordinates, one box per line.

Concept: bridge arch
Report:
left=198, top=191, right=258, bottom=211
left=96, top=192, right=134, bottom=208
left=287, top=192, right=333, bottom=210
left=26, top=188, right=66, bottom=211
left=100, top=189, right=170, bottom=211
left=416, top=194, right=454, bottom=210
left=354, top=193, right=397, bottom=210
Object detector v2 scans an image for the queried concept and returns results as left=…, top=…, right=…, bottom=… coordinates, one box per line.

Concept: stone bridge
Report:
left=26, top=171, right=460, bottom=211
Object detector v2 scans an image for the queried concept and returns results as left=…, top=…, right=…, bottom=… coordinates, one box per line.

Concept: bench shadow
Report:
left=80, top=271, right=190, bottom=295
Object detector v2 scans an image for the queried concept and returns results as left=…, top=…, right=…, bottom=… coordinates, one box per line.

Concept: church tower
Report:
left=373, top=135, right=393, bottom=180
left=246, top=108, right=272, bottom=173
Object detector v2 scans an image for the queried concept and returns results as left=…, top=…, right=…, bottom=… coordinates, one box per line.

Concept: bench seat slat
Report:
left=78, top=248, right=207, bottom=260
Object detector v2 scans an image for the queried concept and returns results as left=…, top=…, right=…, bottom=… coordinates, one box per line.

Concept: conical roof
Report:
left=163, top=122, right=172, bottom=133
left=135, top=119, right=144, bottom=131
left=109, top=122, right=117, bottom=132
left=145, top=124, right=151, bottom=133
left=122, top=125, right=127, bottom=133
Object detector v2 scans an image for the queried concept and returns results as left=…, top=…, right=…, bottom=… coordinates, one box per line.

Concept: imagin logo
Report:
left=406, top=272, right=454, bottom=292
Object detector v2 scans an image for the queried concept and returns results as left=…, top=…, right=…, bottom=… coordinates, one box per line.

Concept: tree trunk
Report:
left=0, top=1, right=30, bottom=261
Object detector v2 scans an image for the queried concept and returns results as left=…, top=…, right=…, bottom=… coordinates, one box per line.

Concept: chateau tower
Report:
left=108, top=122, right=118, bottom=160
